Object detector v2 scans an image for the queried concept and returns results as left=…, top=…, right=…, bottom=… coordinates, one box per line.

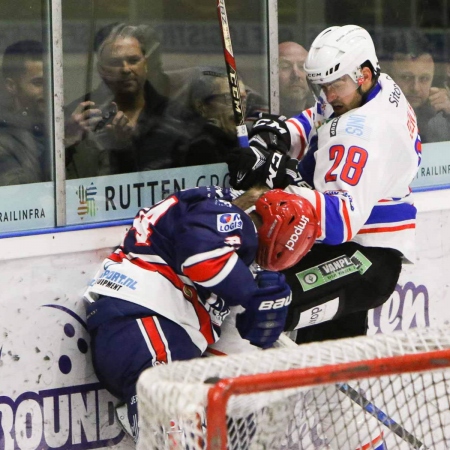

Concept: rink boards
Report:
left=0, top=189, right=449, bottom=450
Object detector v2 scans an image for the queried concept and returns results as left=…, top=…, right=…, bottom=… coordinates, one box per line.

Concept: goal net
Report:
left=136, top=327, right=450, bottom=449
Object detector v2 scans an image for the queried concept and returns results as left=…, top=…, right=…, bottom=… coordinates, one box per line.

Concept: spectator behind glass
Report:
left=65, top=23, right=196, bottom=179
left=278, top=41, right=314, bottom=117
left=92, top=22, right=170, bottom=97
left=243, top=42, right=314, bottom=126
left=0, top=40, right=50, bottom=186
left=389, top=31, right=450, bottom=143
left=178, top=67, right=246, bottom=166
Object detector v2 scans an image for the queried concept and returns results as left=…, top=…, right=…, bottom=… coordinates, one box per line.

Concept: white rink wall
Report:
left=0, top=189, right=449, bottom=450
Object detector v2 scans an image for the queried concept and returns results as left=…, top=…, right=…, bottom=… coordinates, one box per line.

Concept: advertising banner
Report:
left=0, top=183, right=55, bottom=234
left=1, top=195, right=449, bottom=449
left=65, top=163, right=229, bottom=225
left=411, top=142, right=450, bottom=190
left=0, top=251, right=134, bottom=450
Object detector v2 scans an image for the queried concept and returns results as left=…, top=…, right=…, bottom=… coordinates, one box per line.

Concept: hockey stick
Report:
left=337, top=382, right=427, bottom=450
left=276, top=333, right=428, bottom=449
left=216, top=0, right=249, bottom=148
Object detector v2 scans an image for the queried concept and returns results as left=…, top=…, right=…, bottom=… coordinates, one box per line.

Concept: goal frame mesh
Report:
left=136, top=327, right=450, bottom=450
left=206, top=349, right=450, bottom=449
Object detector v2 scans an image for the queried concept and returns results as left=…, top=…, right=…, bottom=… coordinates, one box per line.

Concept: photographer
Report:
left=64, top=23, right=197, bottom=179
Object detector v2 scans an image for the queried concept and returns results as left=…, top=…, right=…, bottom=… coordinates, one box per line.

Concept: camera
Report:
left=95, top=103, right=118, bottom=131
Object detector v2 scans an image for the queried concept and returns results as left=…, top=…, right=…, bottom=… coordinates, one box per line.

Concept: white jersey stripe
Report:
left=182, top=246, right=234, bottom=268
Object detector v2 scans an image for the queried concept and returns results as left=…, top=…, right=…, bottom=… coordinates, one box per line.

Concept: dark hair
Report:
left=93, top=23, right=120, bottom=53
left=385, top=30, right=433, bottom=60
left=96, top=23, right=161, bottom=64
left=95, top=22, right=169, bottom=94
left=188, top=66, right=229, bottom=106
left=2, top=40, right=43, bottom=80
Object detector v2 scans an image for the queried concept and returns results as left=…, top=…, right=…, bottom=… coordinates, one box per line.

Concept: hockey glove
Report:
left=263, top=150, right=300, bottom=189
left=226, top=142, right=300, bottom=190
left=249, top=113, right=292, bottom=155
left=226, top=143, right=269, bottom=190
left=235, top=271, right=292, bottom=349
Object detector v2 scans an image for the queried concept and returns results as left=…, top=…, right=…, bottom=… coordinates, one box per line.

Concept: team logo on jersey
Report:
left=183, top=285, right=194, bottom=299
left=217, top=213, right=243, bottom=232
left=325, top=190, right=355, bottom=211
left=206, top=296, right=230, bottom=327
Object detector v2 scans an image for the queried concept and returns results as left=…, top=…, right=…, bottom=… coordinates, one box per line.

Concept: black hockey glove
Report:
left=249, top=113, right=291, bottom=155
left=263, top=150, right=300, bottom=189
left=226, top=141, right=300, bottom=190
left=226, top=112, right=298, bottom=189
left=226, top=143, right=268, bottom=190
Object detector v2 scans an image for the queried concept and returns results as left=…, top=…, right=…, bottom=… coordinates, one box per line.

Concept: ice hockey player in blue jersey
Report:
left=83, top=184, right=318, bottom=443
left=227, top=24, right=421, bottom=343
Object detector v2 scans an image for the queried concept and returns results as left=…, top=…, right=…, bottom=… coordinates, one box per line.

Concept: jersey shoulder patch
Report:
left=216, top=213, right=243, bottom=233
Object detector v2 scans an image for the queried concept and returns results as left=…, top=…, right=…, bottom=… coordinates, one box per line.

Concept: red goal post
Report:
left=136, top=327, right=450, bottom=450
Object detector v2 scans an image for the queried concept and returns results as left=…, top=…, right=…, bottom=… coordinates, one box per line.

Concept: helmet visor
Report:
left=307, top=74, right=359, bottom=102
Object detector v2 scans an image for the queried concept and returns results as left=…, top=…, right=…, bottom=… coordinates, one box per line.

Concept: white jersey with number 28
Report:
left=285, top=73, right=421, bottom=262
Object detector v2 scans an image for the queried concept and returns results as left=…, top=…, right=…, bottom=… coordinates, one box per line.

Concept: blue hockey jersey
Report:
left=84, top=186, right=259, bottom=351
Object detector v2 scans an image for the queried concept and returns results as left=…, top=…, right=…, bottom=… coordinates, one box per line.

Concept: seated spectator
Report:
left=278, top=41, right=314, bottom=117
left=389, top=31, right=450, bottom=143
left=65, top=23, right=197, bottom=179
left=0, top=40, right=51, bottom=186
left=167, top=64, right=264, bottom=132
left=178, top=66, right=246, bottom=166
left=91, top=21, right=170, bottom=97
left=243, top=41, right=314, bottom=126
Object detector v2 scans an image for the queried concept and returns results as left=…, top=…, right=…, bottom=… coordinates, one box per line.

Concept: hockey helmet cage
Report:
left=255, top=189, right=319, bottom=271
left=304, top=25, right=380, bottom=99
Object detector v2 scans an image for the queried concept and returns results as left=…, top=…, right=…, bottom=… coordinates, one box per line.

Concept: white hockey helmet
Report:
left=304, top=25, right=380, bottom=100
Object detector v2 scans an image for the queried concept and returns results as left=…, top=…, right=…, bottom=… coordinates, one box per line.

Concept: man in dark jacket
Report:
left=0, top=40, right=50, bottom=186
left=65, top=23, right=198, bottom=179
left=390, top=31, right=450, bottom=143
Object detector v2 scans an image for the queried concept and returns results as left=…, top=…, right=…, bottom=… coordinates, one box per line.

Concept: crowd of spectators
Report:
left=1, top=23, right=450, bottom=187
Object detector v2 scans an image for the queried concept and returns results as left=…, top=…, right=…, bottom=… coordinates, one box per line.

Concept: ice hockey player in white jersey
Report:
left=228, top=23, right=420, bottom=339
left=227, top=25, right=421, bottom=449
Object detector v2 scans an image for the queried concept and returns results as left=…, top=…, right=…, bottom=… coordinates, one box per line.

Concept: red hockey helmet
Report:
left=255, top=189, right=319, bottom=271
